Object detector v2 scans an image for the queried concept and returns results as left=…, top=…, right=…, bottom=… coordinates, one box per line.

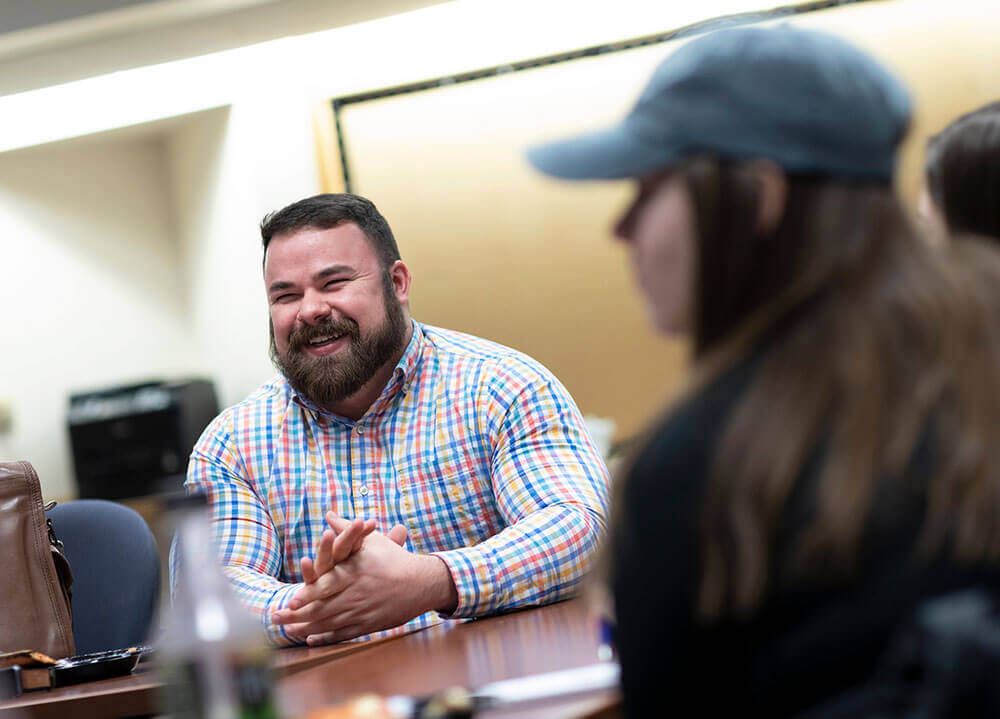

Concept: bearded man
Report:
left=184, top=193, right=610, bottom=646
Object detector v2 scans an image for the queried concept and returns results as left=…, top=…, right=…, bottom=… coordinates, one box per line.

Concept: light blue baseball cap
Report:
left=526, top=25, right=911, bottom=181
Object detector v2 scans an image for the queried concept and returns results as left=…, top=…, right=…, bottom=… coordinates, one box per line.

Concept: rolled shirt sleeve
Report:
left=182, top=413, right=305, bottom=646
left=433, top=371, right=610, bottom=617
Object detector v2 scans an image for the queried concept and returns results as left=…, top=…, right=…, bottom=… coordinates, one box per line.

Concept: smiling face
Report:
left=264, top=222, right=411, bottom=412
left=613, top=171, right=697, bottom=335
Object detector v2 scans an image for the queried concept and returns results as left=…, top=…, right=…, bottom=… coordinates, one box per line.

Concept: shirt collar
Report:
left=392, top=319, right=425, bottom=389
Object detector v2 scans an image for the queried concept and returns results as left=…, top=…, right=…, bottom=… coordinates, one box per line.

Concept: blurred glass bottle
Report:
left=158, top=491, right=279, bottom=719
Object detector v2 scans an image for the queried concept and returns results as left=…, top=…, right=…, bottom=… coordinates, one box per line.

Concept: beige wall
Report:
left=166, top=101, right=322, bottom=411
left=323, top=0, right=1000, bottom=443
left=0, top=100, right=324, bottom=500
left=0, top=135, right=198, bottom=498
left=336, top=46, right=690, bottom=442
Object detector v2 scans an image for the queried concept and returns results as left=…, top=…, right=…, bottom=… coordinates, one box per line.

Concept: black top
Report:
left=610, top=349, right=1000, bottom=716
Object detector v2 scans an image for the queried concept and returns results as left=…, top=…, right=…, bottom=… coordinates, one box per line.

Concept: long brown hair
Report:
left=670, top=157, right=1000, bottom=620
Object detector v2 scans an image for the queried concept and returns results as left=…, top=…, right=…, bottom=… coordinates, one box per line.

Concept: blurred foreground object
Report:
left=158, top=491, right=279, bottom=719
left=306, top=662, right=618, bottom=719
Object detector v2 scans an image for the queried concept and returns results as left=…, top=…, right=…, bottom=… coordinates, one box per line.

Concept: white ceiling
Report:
left=1, top=0, right=164, bottom=34
left=0, top=0, right=449, bottom=96
left=0, top=1, right=282, bottom=58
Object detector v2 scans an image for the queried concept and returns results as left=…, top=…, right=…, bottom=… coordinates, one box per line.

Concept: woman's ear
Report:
left=917, top=185, right=949, bottom=248
left=748, top=160, right=788, bottom=236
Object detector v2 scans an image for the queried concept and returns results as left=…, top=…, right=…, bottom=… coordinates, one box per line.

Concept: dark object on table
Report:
left=47, top=500, right=160, bottom=655
left=51, top=647, right=144, bottom=688
left=0, top=647, right=151, bottom=696
left=413, top=686, right=474, bottom=718
left=0, top=650, right=58, bottom=691
left=0, top=666, right=24, bottom=699
left=0, top=649, right=58, bottom=694
left=67, top=378, right=218, bottom=500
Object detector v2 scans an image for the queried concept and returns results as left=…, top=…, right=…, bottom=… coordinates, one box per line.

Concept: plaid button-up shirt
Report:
left=185, top=322, right=610, bottom=645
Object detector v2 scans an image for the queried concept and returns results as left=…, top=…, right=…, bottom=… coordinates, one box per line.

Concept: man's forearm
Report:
left=413, top=554, right=458, bottom=616
left=417, top=553, right=459, bottom=615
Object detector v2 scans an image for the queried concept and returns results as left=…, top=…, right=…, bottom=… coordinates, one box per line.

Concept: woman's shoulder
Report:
left=635, top=352, right=762, bottom=473
left=622, top=351, right=765, bottom=527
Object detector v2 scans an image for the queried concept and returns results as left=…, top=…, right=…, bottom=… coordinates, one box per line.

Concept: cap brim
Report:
left=526, top=122, right=680, bottom=181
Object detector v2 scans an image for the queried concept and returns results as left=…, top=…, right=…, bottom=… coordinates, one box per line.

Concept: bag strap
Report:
left=45, top=505, right=74, bottom=609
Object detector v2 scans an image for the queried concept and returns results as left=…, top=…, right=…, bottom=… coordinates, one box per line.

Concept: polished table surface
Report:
left=0, top=635, right=399, bottom=719
left=0, top=598, right=619, bottom=718
left=279, top=599, right=619, bottom=718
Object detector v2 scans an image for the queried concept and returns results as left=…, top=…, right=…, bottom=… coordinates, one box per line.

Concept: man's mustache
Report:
left=287, top=318, right=359, bottom=351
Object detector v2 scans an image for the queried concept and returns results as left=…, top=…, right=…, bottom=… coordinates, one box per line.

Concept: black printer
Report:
left=67, top=379, right=219, bottom=500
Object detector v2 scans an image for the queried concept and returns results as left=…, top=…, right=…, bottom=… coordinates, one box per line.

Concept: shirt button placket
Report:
left=353, top=423, right=368, bottom=510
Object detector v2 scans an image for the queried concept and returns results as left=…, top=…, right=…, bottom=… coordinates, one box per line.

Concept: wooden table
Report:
left=0, top=599, right=619, bottom=718
left=0, top=636, right=405, bottom=719
left=280, top=599, right=619, bottom=718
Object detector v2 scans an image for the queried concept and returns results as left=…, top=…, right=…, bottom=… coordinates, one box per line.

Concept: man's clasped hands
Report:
left=271, top=512, right=458, bottom=645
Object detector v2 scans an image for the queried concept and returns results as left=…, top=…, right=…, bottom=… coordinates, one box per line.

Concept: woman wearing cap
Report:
left=529, top=26, right=1000, bottom=715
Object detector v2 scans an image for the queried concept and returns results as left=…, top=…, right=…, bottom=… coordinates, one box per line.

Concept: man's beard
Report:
left=269, top=288, right=408, bottom=409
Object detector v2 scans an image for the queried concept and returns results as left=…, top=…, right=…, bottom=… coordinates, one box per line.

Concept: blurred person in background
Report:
left=528, top=26, right=1000, bottom=716
left=919, top=100, right=1000, bottom=244
left=919, top=101, right=1000, bottom=319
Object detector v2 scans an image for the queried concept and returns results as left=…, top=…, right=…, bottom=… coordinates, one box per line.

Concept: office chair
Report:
left=47, top=499, right=160, bottom=655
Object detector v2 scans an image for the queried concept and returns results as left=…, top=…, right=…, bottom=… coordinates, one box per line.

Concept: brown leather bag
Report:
left=0, top=461, right=75, bottom=658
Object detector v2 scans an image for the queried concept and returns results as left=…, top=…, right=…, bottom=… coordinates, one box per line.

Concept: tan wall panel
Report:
left=325, top=0, right=1000, bottom=444
left=338, top=46, right=688, bottom=443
